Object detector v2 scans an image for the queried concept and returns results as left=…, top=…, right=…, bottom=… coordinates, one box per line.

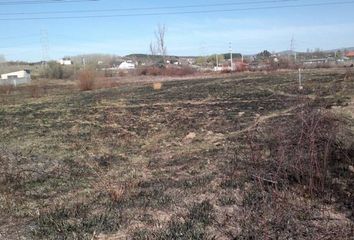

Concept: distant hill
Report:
left=276, top=47, right=354, bottom=56
left=62, top=46, right=354, bottom=65
left=221, top=53, right=242, bottom=60
left=124, top=54, right=197, bottom=59
left=324, top=47, right=354, bottom=52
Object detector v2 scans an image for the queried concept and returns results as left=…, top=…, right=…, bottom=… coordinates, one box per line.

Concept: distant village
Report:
left=52, top=50, right=354, bottom=72
left=1, top=49, right=353, bottom=86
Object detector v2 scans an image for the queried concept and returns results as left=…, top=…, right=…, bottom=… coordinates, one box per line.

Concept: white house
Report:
left=58, top=58, right=73, bottom=65
left=118, top=60, right=135, bottom=70
left=0, top=70, right=31, bottom=86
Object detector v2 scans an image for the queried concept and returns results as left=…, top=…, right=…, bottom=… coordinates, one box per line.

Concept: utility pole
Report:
left=229, top=42, right=233, bottom=71
left=298, top=68, right=303, bottom=90
left=216, top=54, right=219, bottom=68
left=290, top=35, right=296, bottom=62
left=40, top=29, right=49, bottom=67
left=82, top=58, right=86, bottom=69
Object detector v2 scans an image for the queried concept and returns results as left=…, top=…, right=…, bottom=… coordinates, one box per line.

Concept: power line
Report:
left=0, top=34, right=39, bottom=40
left=0, top=1, right=353, bottom=21
left=0, top=0, right=98, bottom=5
left=0, top=0, right=299, bottom=15
left=0, top=41, right=41, bottom=49
left=40, top=29, right=49, bottom=62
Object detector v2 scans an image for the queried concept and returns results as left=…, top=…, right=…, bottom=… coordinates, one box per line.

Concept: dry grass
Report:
left=94, top=78, right=120, bottom=90
left=220, top=100, right=354, bottom=238
left=0, top=69, right=353, bottom=239
left=245, top=104, right=343, bottom=195
left=28, top=84, right=41, bottom=98
left=138, top=66, right=196, bottom=77
left=152, top=82, right=162, bottom=90
left=0, top=84, right=14, bottom=94
left=345, top=67, right=353, bottom=80
left=78, top=69, right=96, bottom=91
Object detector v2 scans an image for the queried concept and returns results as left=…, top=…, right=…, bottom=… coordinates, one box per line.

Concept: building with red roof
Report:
left=345, top=51, right=354, bottom=59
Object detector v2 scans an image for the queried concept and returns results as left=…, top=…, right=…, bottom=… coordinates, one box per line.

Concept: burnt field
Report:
left=0, top=69, right=353, bottom=239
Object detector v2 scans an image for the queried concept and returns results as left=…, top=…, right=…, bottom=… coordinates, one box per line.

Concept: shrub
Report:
left=28, top=84, right=40, bottom=98
left=42, top=61, right=75, bottom=79
left=164, top=66, right=196, bottom=76
left=138, top=66, right=196, bottom=77
left=243, top=102, right=352, bottom=196
left=221, top=69, right=232, bottom=74
left=153, top=82, right=162, bottom=90
left=345, top=67, right=353, bottom=80
left=0, top=84, right=14, bottom=94
left=43, top=61, right=64, bottom=79
left=222, top=105, right=354, bottom=238
left=138, top=66, right=162, bottom=76
left=78, top=70, right=96, bottom=91
left=95, top=78, right=119, bottom=90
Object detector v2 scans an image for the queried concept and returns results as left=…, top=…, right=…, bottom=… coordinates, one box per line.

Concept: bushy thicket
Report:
left=138, top=66, right=196, bottom=77
left=224, top=102, right=354, bottom=238
left=77, top=69, right=96, bottom=91
left=41, top=61, right=75, bottom=79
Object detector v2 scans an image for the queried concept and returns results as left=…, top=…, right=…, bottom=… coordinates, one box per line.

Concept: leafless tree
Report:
left=150, top=24, right=167, bottom=59
left=150, top=42, right=157, bottom=56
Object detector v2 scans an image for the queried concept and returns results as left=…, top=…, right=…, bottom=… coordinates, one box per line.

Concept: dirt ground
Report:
left=0, top=69, right=353, bottom=239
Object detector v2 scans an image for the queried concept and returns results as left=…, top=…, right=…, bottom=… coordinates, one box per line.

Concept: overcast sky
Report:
left=0, top=0, right=353, bottom=61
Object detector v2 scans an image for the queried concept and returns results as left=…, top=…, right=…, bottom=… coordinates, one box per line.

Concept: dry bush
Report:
left=0, top=84, right=14, bottom=94
left=95, top=78, right=119, bottom=90
left=344, top=67, right=353, bottom=80
left=313, top=63, right=331, bottom=69
left=164, top=66, right=196, bottom=76
left=118, top=71, right=126, bottom=77
left=28, top=84, right=40, bottom=98
left=138, top=66, right=196, bottom=77
left=153, top=82, right=162, bottom=90
left=78, top=69, right=96, bottom=91
left=138, top=66, right=162, bottom=76
left=221, top=103, right=354, bottom=238
left=107, top=184, right=125, bottom=203
left=245, top=105, right=346, bottom=196
left=42, top=61, right=75, bottom=79
left=221, top=69, right=232, bottom=74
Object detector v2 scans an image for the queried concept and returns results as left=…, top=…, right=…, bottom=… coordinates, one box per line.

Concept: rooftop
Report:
left=345, top=51, right=354, bottom=57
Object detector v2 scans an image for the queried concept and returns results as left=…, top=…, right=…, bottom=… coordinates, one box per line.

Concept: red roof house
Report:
left=345, top=51, right=354, bottom=58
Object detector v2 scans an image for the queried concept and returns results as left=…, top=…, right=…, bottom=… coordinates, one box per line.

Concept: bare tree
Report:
left=150, top=42, right=157, bottom=56
left=150, top=24, right=167, bottom=59
left=0, top=54, right=5, bottom=74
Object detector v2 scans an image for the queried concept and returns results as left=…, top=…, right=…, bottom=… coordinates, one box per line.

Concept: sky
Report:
left=0, top=0, right=353, bottom=61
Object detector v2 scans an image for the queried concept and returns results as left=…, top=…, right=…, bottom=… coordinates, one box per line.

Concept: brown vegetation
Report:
left=28, top=84, right=41, bottom=98
left=220, top=101, right=354, bottom=238
left=78, top=69, right=96, bottom=91
left=138, top=66, right=196, bottom=77
left=0, top=69, right=353, bottom=239
left=246, top=104, right=344, bottom=195
left=42, top=61, right=76, bottom=80
left=345, top=67, right=353, bottom=80
left=0, top=84, right=14, bottom=94
left=94, top=78, right=120, bottom=90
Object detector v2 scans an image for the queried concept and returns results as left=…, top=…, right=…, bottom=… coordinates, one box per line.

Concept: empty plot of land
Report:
left=0, top=69, right=353, bottom=239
